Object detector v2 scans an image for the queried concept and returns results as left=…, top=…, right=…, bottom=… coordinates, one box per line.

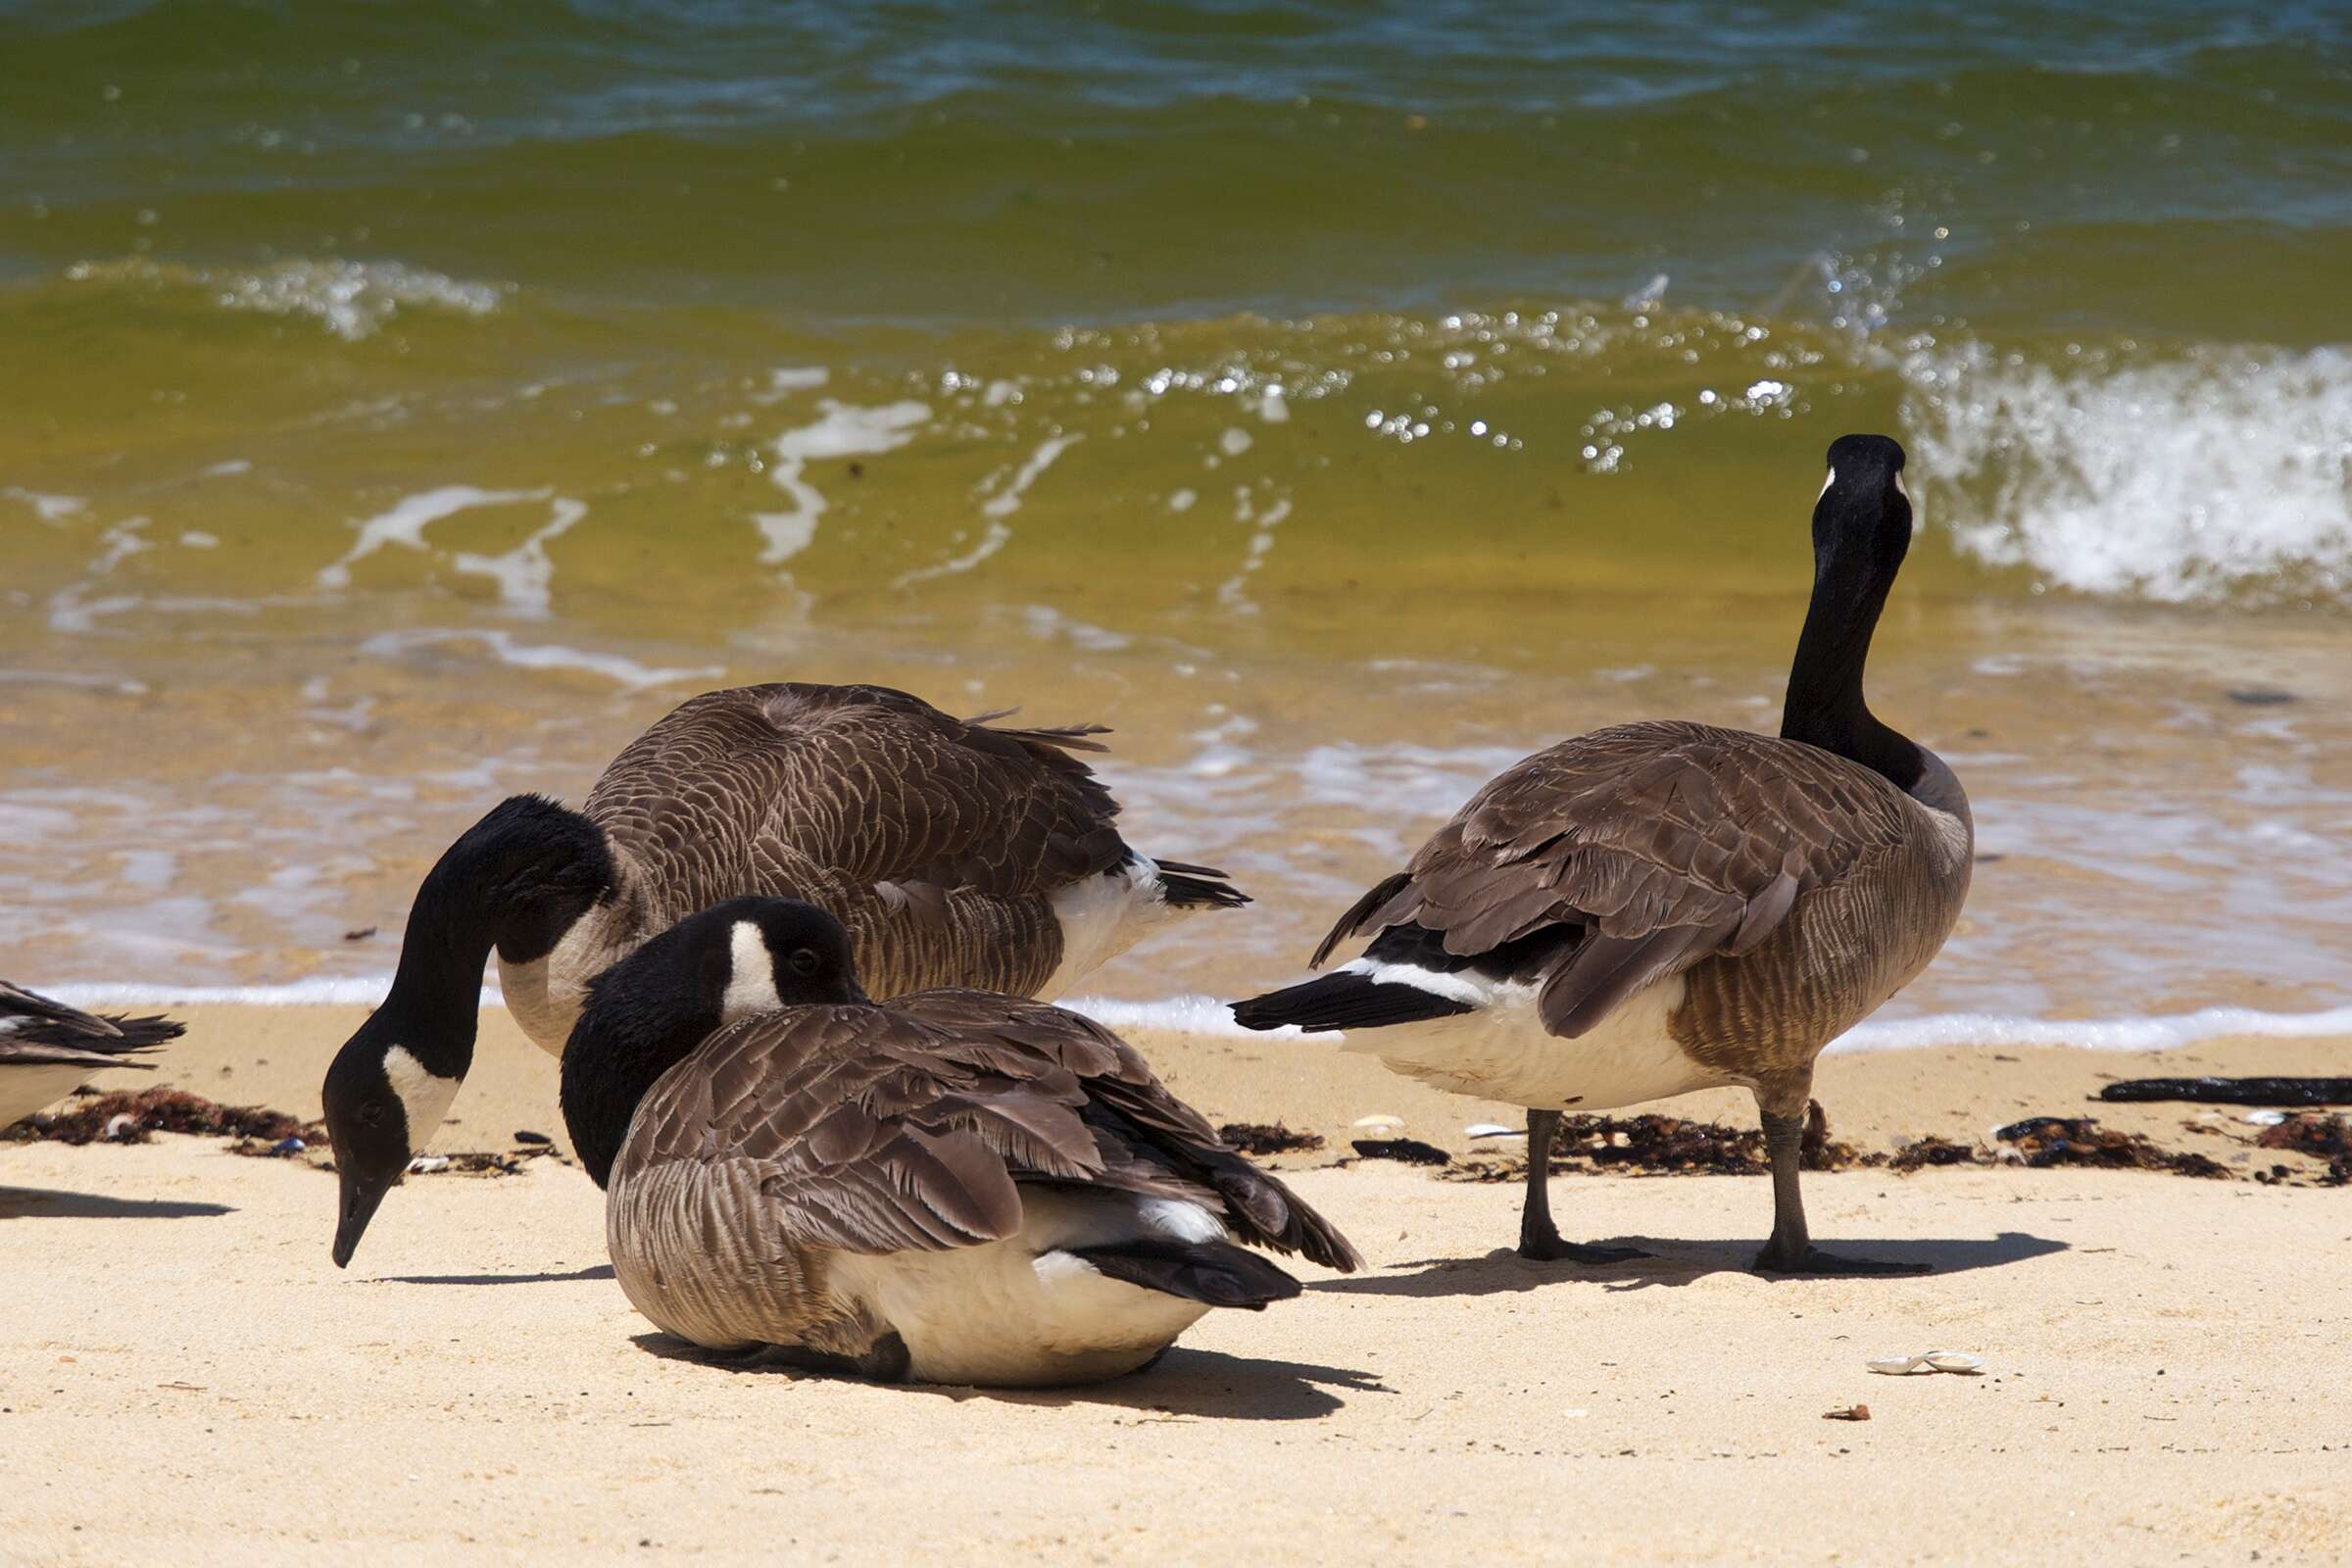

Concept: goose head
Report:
left=1812, top=432, right=1912, bottom=584
left=323, top=794, right=614, bottom=1269
left=560, top=898, right=865, bottom=1189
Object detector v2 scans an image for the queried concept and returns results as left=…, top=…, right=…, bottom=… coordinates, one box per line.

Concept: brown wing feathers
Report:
left=580, top=683, right=1239, bottom=998
left=1297, top=722, right=1917, bottom=1040
left=629, top=995, right=1358, bottom=1272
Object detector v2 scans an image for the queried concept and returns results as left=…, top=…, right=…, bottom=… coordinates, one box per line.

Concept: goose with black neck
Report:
left=1231, top=434, right=1972, bottom=1275
left=321, top=682, right=1249, bottom=1269
left=562, top=898, right=1359, bottom=1387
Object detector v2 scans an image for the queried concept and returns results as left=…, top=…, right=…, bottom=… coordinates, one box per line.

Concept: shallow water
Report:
left=2, top=2, right=2347, bottom=1041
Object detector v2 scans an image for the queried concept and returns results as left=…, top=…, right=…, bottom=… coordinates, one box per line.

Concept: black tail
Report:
left=1071, top=1239, right=1301, bottom=1309
left=0, top=981, right=184, bottom=1054
left=1230, top=968, right=1473, bottom=1034
left=1151, top=858, right=1250, bottom=909
left=98, top=1013, right=186, bottom=1051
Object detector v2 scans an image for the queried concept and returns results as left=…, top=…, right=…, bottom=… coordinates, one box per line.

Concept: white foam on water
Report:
left=450, top=496, right=587, bottom=617
left=893, top=432, right=1078, bottom=587
left=1047, top=994, right=1303, bottom=1039
left=755, top=399, right=932, bottom=564
left=357, top=628, right=723, bottom=692
left=41, top=977, right=503, bottom=1008
left=213, top=259, right=506, bottom=341
left=1019, top=604, right=1132, bottom=652
left=1905, top=341, right=2352, bottom=601
left=1216, top=488, right=1293, bottom=611
left=1830, top=1004, right=2352, bottom=1054
left=1049, top=996, right=2352, bottom=1053
left=3, top=487, right=88, bottom=522
left=319, top=485, right=546, bottom=589
left=0, top=668, right=149, bottom=695
left=749, top=366, right=830, bottom=404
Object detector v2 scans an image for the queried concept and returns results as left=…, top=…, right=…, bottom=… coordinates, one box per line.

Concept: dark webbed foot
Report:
left=1752, top=1242, right=1930, bottom=1277
left=1519, top=1223, right=1650, bottom=1265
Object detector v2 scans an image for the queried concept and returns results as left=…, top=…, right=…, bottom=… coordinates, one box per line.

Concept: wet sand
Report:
left=5, top=1006, right=2348, bottom=1563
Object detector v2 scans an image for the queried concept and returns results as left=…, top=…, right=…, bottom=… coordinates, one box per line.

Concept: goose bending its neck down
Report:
left=1232, top=434, right=1971, bottom=1275
left=1, top=981, right=183, bottom=1130
left=561, top=899, right=1360, bottom=1387
left=321, top=682, right=1247, bottom=1268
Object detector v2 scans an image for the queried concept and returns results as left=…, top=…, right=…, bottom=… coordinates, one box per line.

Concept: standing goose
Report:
left=323, top=682, right=1244, bottom=1267
left=563, top=898, right=1360, bottom=1386
left=1231, top=435, right=1970, bottom=1274
left=2, top=982, right=183, bottom=1129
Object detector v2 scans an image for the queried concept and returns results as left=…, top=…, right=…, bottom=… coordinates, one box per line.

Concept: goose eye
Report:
left=359, top=1101, right=386, bottom=1127
left=786, top=947, right=821, bottom=976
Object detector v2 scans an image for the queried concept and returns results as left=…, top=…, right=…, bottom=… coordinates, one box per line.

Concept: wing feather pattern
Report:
left=1309, top=721, right=1922, bottom=1038
left=580, top=685, right=1170, bottom=996
left=623, top=995, right=1359, bottom=1272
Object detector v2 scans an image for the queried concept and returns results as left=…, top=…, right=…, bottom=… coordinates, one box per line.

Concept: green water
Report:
left=2, top=2, right=2349, bottom=1013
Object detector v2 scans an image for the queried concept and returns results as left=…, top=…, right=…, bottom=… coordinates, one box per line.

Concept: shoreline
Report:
left=6, top=1006, right=2347, bottom=1563
left=12, top=1003, right=2347, bottom=1181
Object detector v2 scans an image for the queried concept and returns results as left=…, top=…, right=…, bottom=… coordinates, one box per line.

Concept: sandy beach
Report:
left=6, top=1006, right=2348, bottom=1565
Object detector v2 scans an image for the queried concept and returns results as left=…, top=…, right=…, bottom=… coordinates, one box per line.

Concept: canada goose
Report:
left=562, top=897, right=1360, bottom=1386
left=322, top=682, right=1245, bottom=1267
left=1232, top=435, right=1970, bottom=1274
left=2, top=982, right=183, bottom=1129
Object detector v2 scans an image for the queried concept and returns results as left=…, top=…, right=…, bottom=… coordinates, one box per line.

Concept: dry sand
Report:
left=5, top=1005, right=2350, bottom=1564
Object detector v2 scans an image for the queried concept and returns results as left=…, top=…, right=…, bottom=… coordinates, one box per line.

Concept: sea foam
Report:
left=43, top=978, right=2352, bottom=1061
left=1906, top=341, right=2352, bottom=602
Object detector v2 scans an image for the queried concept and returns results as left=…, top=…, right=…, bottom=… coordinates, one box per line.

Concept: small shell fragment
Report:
left=408, top=1154, right=452, bottom=1174
left=2243, top=1110, right=2288, bottom=1126
left=1465, top=1123, right=1523, bottom=1139
left=1351, top=1114, right=1404, bottom=1131
left=1866, top=1350, right=1985, bottom=1376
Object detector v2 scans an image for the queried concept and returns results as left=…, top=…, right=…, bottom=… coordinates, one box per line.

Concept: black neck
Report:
left=1780, top=540, right=1924, bottom=790
left=559, top=975, right=717, bottom=1190
left=375, top=794, right=614, bottom=1081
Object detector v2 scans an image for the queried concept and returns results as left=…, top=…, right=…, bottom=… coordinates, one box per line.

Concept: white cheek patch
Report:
left=1893, top=471, right=1909, bottom=500
left=1819, top=466, right=1837, bottom=499
left=380, top=1043, right=461, bottom=1151
left=721, top=919, right=782, bottom=1019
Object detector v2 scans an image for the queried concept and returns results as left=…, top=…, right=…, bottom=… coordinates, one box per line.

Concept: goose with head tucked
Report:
left=562, top=898, right=1359, bottom=1386
left=2, top=981, right=182, bottom=1130
left=321, top=682, right=1246, bottom=1267
left=1232, top=435, right=1971, bottom=1274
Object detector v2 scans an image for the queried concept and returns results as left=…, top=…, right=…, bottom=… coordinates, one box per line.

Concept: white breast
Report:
left=1340, top=967, right=1725, bottom=1112
left=1035, top=858, right=1173, bottom=1000
left=823, top=1187, right=1216, bottom=1386
left=0, top=1063, right=106, bottom=1129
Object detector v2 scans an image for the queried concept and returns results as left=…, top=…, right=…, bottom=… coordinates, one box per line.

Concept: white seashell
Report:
left=2243, top=1110, right=2288, bottom=1126
left=1867, top=1350, right=1984, bottom=1376
left=1464, top=1123, right=1523, bottom=1139
left=407, top=1154, right=452, bottom=1174
left=1351, top=1114, right=1404, bottom=1130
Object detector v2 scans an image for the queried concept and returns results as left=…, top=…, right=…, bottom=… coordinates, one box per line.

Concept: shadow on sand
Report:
left=375, top=1263, right=616, bottom=1286
left=630, top=1334, right=1390, bottom=1422
left=0, top=1185, right=234, bottom=1220
left=1311, top=1230, right=2070, bottom=1298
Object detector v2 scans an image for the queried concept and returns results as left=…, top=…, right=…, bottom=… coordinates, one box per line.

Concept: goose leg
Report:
left=1517, top=1108, right=1649, bottom=1264
left=1752, top=1098, right=1928, bottom=1276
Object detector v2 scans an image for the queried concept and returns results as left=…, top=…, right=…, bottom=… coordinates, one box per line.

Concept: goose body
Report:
left=565, top=901, right=1359, bottom=1387
left=323, top=682, right=1244, bottom=1267
left=499, top=684, right=1241, bottom=1052
left=1233, top=435, right=1970, bottom=1273
left=1, top=982, right=182, bottom=1129
left=1307, top=722, right=1969, bottom=1113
